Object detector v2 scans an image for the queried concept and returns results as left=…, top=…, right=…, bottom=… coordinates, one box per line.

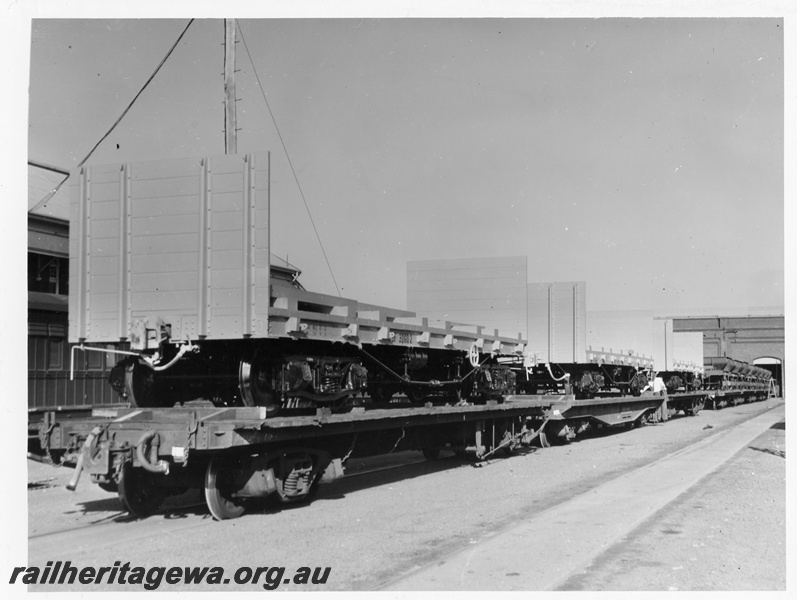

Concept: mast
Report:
left=224, top=19, right=238, bottom=154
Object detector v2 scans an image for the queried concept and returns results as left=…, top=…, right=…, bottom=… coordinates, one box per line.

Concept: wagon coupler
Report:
left=135, top=430, right=170, bottom=475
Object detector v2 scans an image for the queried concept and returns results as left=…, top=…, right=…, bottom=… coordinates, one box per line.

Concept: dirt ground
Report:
left=559, top=419, right=786, bottom=591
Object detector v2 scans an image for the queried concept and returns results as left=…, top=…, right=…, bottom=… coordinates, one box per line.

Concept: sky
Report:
left=21, top=15, right=785, bottom=318
left=23, top=15, right=785, bottom=316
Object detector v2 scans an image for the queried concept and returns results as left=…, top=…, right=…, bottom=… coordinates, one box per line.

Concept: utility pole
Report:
left=224, top=19, right=237, bottom=155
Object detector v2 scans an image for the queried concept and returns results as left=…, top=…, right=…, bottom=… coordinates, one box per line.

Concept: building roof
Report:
left=28, top=291, right=69, bottom=313
left=28, top=163, right=70, bottom=222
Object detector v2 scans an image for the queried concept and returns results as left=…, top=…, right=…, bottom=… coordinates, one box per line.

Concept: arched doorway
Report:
left=753, top=357, right=783, bottom=397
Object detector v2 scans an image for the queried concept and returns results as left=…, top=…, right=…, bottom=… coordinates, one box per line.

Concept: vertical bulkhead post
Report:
left=74, top=166, right=91, bottom=341
left=118, top=163, right=133, bottom=340
left=250, top=152, right=270, bottom=337
left=242, top=154, right=256, bottom=336
left=547, top=285, right=553, bottom=362
left=263, top=152, right=271, bottom=336
left=572, top=284, right=578, bottom=363
left=198, top=158, right=212, bottom=338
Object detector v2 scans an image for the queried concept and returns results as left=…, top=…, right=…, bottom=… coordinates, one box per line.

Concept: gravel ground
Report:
left=558, top=418, right=786, bottom=591
left=23, top=397, right=784, bottom=591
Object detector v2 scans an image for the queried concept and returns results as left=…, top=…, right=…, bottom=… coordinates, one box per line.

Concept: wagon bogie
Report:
left=518, top=362, right=650, bottom=400
left=536, top=421, right=575, bottom=447
left=203, top=447, right=335, bottom=520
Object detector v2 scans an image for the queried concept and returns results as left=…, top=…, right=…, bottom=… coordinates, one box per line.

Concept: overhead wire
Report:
left=27, top=161, right=69, bottom=176
left=235, top=20, right=342, bottom=298
left=29, top=19, right=195, bottom=213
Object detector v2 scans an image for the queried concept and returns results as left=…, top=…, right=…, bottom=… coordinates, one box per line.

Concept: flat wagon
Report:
left=33, top=152, right=714, bottom=520
left=42, top=390, right=680, bottom=519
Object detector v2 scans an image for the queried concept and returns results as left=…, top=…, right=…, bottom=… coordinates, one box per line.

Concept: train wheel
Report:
left=117, top=462, right=165, bottom=518
left=239, top=347, right=280, bottom=416
left=368, top=384, right=394, bottom=403
left=406, top=387, right=425, bottom=403
left=422, top=447, right=441, bottom=461
left=125, top=360, right=156, bottom=408
left=205, top=455, right=246, bottom=520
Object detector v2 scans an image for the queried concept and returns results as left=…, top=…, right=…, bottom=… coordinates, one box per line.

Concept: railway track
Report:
left=29, top=501, right=211, bottom=562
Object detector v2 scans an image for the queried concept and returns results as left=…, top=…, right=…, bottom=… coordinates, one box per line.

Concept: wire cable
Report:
left=236, top=20, right=342, bottom=297
left=29, top=19, right=195, bottom=213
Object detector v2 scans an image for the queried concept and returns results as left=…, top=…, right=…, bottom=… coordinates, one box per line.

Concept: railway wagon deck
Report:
left=528, top=391, right=700, bottom=445
left=705, top=390, right=768, bottom=410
